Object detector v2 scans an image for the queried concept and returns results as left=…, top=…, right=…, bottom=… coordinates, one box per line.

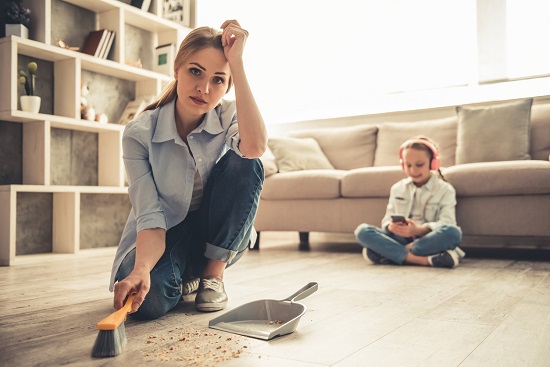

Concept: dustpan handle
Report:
left=283, top=282, right=318, bottom=303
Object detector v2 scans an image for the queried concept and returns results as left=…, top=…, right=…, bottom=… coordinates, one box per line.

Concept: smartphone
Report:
left=391, top=215, right=408, bottom=224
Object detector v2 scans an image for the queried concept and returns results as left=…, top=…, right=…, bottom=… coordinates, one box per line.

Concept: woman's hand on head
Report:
left=113, top=267, right=150, bottom=314
left=220, top=19, right=249, bottom=64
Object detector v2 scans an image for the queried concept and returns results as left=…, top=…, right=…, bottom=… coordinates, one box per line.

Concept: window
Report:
left=505, top=0, right=550, bottom=79
left=196, top=0, right=548, bottom=124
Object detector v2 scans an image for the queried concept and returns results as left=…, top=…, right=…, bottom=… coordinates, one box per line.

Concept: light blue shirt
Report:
left=382, top=173, right=459, bottom=232
left=109, top=98, right=243, bottom=290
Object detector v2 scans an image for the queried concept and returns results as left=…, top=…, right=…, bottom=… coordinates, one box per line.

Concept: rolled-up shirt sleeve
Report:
left=122, top=123, right=167, bottom=232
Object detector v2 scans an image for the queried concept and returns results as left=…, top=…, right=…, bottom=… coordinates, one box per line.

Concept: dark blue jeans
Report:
left=354, top=223, right=462, bottom=265
left=116, top=150, right=264, bottom=319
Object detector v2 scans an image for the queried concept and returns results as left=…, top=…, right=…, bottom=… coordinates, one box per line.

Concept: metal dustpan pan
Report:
left=208, top=282, right=318, bottom=340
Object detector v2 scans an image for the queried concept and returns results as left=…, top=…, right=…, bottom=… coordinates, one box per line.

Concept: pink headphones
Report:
left=398, top=138, right=441, bottom=171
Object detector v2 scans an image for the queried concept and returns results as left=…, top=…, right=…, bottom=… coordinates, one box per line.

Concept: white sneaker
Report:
left=454, top=247, right=466, bottom=259
left=181, top=278, right=200, bottom=296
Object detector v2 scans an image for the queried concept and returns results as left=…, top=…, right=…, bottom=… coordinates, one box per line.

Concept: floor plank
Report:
left=1, top=232, right=550, bottom=366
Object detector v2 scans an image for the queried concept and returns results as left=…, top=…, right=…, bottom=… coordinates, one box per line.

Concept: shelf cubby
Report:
left=0, top=0, right=191, bottom=265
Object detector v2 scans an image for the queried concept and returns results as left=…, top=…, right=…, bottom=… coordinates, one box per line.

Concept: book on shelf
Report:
left=81, top=29, right=109, bottom=58
left=154, top=43, right=175, bottom=76
left=130, top=0, right=152, bottom=11
left=98, top=31, right=116, bottom=59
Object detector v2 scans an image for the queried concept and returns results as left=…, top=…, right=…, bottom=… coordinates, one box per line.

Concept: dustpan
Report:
left=208, top=282, right=318, bottom=340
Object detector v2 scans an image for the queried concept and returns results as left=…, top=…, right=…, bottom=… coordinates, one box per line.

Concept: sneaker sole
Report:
left=196, top=301, right=227, bottom=312
left=455, top=247, right=466, bottom=259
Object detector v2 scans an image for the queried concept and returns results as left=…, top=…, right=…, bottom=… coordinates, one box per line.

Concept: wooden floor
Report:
left=2, top=232, right=550, bottom=367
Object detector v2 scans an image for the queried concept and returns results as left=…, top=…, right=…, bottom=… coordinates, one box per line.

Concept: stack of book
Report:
left=80, top=29, right=116, bottom=59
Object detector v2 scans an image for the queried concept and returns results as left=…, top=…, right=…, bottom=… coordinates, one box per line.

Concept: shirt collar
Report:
left=152, top=98, right=180, bottom=143
left=196, top=104, right=225, bottom=135
left=152, top=99, right=224, bottom=144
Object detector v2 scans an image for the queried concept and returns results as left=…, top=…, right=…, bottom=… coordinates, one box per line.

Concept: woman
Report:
left=108, top=20, right=267, bottom=320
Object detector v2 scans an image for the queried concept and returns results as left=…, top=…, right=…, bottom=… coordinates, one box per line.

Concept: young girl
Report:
left=108, top=20, right=267, bottom=320
left=354, top=137, right=464, bottom=268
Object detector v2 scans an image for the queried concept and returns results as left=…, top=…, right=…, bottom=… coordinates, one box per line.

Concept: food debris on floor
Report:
left=141, top=326, right=251, bottom=365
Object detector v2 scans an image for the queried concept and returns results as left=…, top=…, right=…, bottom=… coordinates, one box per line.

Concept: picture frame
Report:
left=154, top=43, right=175, bottom=76
left=162, top=0, right=192, bottom=27
left=130, top=0, right=152, bottom=11
left=117, top=99, right=146, bottom=125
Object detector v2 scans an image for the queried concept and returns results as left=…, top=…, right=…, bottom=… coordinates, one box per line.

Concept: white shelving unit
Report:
left=0, top=0, right=192, bottom=265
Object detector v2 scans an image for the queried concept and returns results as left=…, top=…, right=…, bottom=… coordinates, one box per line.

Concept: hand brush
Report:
left=91, top=294, right=135, bottom=358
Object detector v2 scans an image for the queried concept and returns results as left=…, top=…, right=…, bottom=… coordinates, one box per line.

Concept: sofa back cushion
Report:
left=530, top=103, right=550, bottom=160
left=267, top=137, right=334, bottom=173
left=373, top=117, right=457, bottom=167
left=289, top=125, right=378, bottom=170
left=259, top=147, right=279, bottom=177
left=455, top=99, right=533, bottom=164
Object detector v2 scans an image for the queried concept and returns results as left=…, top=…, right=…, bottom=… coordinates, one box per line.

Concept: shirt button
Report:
left=197, top=158, right=203, bottom=163
left=189, top=136, right=194, bottom=140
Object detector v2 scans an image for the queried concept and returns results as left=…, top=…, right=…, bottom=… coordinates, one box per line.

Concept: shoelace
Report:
left=183, top=278, right=200, bottom=294
left=201, top=278, right=221, bottom=291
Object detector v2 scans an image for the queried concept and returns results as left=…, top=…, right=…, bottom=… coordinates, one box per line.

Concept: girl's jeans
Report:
left=354, top=224, right=462, bottom=265
left=115, top=150, right=264, bottom=320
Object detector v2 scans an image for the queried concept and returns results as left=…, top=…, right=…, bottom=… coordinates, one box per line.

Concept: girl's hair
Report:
left=402, top=135, right=447, bottom=181
left=141, top=26, right=233, bottom=113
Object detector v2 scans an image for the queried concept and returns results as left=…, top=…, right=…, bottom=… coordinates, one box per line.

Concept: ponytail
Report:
left=142, top=80, right=177, bottom=112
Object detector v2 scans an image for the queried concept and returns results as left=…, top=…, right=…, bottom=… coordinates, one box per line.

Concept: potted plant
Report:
left=19, top=61, right=40, bottom=113
left=3, top=0, right=31, bottom=39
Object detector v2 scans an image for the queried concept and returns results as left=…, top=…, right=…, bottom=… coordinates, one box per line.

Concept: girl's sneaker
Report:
left=455, top=247, right=466, bottom=259
left=362, top=247, right=382, bottom=263
left=362, top=248, right=395, bottom=265
left=428, top=250, right=460, bottom=268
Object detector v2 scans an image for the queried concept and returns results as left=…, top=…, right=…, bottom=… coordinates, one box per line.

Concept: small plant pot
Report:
left=5, top=24, right=29, bottom=39
left=20, top=95, right=41, bottom=114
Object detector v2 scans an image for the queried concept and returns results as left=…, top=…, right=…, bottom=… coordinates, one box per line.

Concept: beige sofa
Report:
left=254, top=98, right=550, bottom=250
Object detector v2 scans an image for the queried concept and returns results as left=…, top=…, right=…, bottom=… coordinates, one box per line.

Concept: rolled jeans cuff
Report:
left=204, top=242, right=238, bottom=263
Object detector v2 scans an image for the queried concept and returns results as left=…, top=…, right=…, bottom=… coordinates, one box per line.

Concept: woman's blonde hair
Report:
left=142, top=26, right=233, bottom=112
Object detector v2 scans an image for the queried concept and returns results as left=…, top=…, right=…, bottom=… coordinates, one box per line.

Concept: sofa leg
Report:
left=250, top=231, right=260, bottom=250
left=299, top=232, right=310, bottom=251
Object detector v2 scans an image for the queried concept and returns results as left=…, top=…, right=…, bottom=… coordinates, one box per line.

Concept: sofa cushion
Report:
left=259, top=147, right=278, bottom=177
left=289, top=125, right=378, bottom=170
left=456, top=99, right=533, bottom=164
left=268, top=137, right=334, bottom=173
left=373, top=117, right=457, bottom=167
left=530, top=103, right=550, bottom=160
left=260, top=170, right=345, bottom=200
left=341, top=166, right=406, bottom=198
left=443, top=160, right=550, bottom=196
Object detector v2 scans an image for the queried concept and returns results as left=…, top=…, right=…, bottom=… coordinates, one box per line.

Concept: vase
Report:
left=20, top=96, right=41, bottom=114
left=5, top=24, right=29, bottom=39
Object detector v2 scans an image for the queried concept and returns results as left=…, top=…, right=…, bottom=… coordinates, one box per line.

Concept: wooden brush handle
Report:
left=96, top=294, right=135, bottom=330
